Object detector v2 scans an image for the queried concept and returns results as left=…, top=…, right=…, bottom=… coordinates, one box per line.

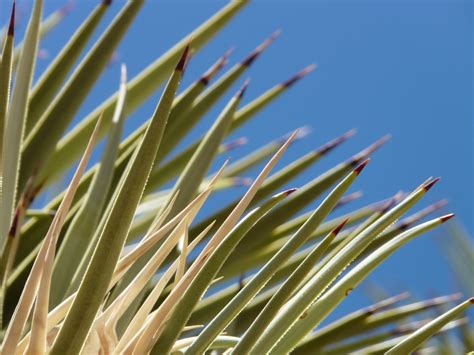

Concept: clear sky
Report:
left=2, top=0, right=473, bottom=315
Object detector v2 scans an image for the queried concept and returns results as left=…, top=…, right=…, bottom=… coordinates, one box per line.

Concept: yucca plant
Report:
left=0, top=1, right=471, bottom=354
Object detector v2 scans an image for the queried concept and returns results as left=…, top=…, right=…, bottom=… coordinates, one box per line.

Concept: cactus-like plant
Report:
left=0, top=1, right=471, bottom=354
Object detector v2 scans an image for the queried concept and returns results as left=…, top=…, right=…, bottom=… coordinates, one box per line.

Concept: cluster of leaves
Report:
left=0, top=0, right=471, bottom=354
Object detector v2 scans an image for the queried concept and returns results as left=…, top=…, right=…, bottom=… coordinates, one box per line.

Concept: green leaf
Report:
left=0, top=172, right=34, bottom=327
left=263, top=214, right=452, bottom=354
left=26, top=1, right=110, bottom=134
left=303, top=318, right=424, bottom=355
left=118, top=49, right=230, bottom=162
left=286, top=200, right=398, bottom=298
left=49, top=64, right=128, bottom=307
left=220, top=130, right=296, bottom=178
left=0, top=2, right=15, bottom=171
left=0, top=0, right=43, bottom=250
left=163, top=79, right=250, bottom=223
left=49, top=46, right=186, bottom=355
left=293, top=292, right=411, bottom=352
left=386, top=298, right=473, bottom=354
left=232, top=219, right=349, bottom=354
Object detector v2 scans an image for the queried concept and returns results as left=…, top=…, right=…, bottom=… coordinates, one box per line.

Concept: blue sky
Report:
left=2, top=0, right=472, bottom=314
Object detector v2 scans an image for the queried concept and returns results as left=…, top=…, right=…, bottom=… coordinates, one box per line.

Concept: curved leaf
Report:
left=386, top=298, right=473, bottom=354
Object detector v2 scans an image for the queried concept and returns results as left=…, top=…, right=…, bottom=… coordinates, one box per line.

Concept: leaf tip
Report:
left=176, top=43, right=191, bottom=72
left=59, top=0, right=75, bottom=16
left=8, top=0, right=15, bottom=36
left=120, top=63, right=127, bottom=84
left=200, top=48, right=233, bottom=85
left=317, top=129, right=356, bottom=156
left=333, top=218, right=349, bottom=235
left=440, top=213, right=455, bottom=223
left=276, top=126, right=311, bottom=146
left=379, top=192, right=403, bottom=214
left=336, top=191, right=363, bottom=208
left=284, top=188, right=298, bottom=196
left=350, top=134, right=390, bottom=167
left=369, top=134, right=391, bottom=153
left=282, top=63, right=317, bottom=88
left=429, top=293, right=463, bottom=307
left=7, top=209, right=20, bottom=238
left=423, top=177, right=440, bottom=192
left=242, top=30, right=280, bottom=66
left=354, top=159, right=369, bottom=175
left=221, top=137, right=248, bottom=152
left=236, top=78, right=251, bottom=99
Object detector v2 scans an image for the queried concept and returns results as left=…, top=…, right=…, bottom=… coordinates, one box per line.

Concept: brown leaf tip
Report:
left=379, top=192, right=405, bottom=214
left=103, top=0, right=112, bottom=6
left=433, top=199, right=449, bottom=209
left=354, top=159, right=370, bottom=175
left=59, top=0, right=75, bottom=16
left=8, top=210, right=20, bottom=238
left=242, top=30, right=281, bottom=67
left=423, top=177, right=440, bottom=192
left=469, top=297, right=474, bottom=304
left=221, top=137, right=248, bottom=152
left=428, top=293, right=463, bottom=307
left=176, top=44, right=191, bottom=72
left=449, top=292, right=463, bottom=301
left=440, top=213, right=455, bottom=223
left=222, top=47, right=234, bottom=61
left=282, top=64, right=317, bottom=88
left=366, top=134, right=391, bottom=155
left=236, top=78, right=251, bottom=99
left=8, top=0, right=15, bottom=36
left=349, top=134, right=391, bottom=167
left=317, top=129, right=357, bottom=155
left=200, top=48, right=233, bottom=85
left=399, top=199, right=448, bottom=230
left=366, top=293, right=410, bottom=315
left=333, top=218, right=349, bottom=235
left=336, top=191, right=363, bottom=208
left=285, top=188, right=298, bottom=196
